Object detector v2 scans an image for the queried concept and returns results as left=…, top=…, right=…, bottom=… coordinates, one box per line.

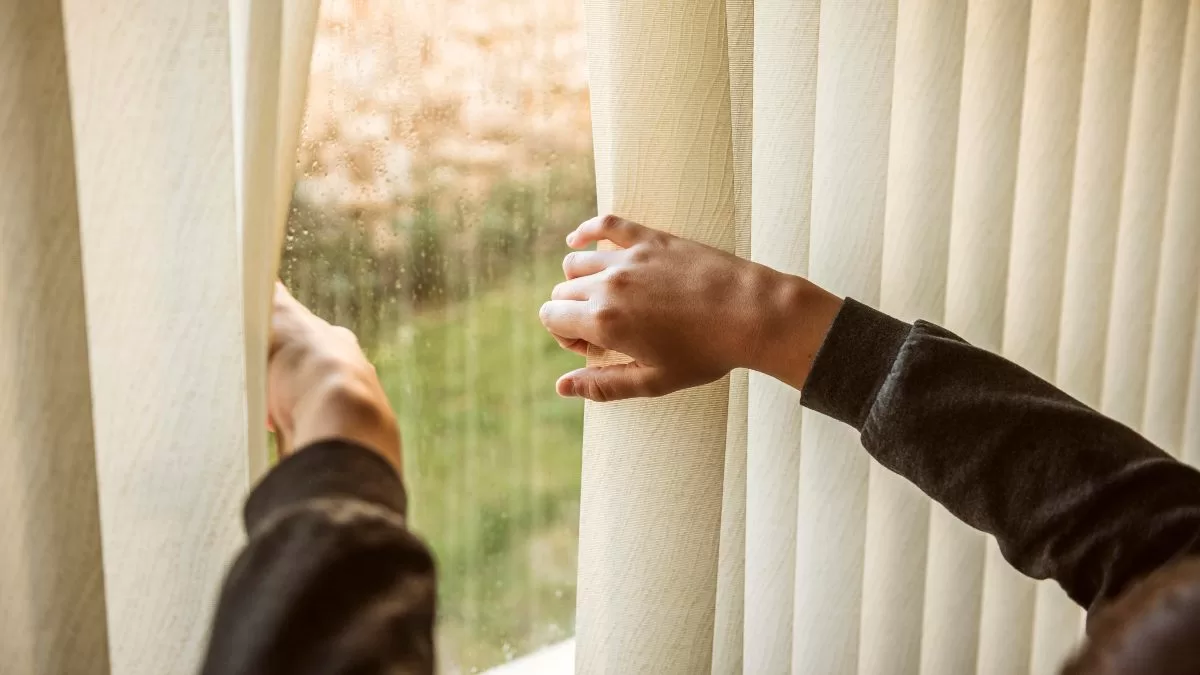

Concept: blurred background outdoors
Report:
left=279, top=0, right=595, bottom=671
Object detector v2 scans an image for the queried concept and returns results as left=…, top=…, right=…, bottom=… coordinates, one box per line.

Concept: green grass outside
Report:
left=370, top=256, right=584, bottom=672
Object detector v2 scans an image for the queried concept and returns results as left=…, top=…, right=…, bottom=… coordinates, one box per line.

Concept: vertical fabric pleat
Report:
left=1031, top=2, right=1143, bottom=671
left=979, top=2, right=1089, bottom=675
left=232, top=0, right=321, bottom=479
left=1144, top=0, right=1200, bottom=455
left=791, top=2, right=897, bottom=673
left=713, top=0, right=753, bottom=671
left=0, top=2, right=109, bottom=673
left=921, top=2, right=1029, bottom=673
left=1186, top=308, right=1200, bottom=465
left=1101, top=0, right=1190, bottom=433
left=744, top=1, right=820, bottom=672
left=575, top=1, right=735, bottom=672
left=859, top=1, right=965, bottom=672
left=61, top=1, right=248, bottom=672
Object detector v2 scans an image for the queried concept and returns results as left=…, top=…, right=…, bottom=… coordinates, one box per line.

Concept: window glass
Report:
left=281, top=0, right=594, bottom=670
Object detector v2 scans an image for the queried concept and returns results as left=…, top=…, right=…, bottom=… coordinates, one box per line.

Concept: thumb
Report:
left=557, top=362, right=668, bottom=402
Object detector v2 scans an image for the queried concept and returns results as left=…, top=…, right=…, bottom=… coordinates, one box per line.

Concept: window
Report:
left=280, top=0, right=593, bottom=671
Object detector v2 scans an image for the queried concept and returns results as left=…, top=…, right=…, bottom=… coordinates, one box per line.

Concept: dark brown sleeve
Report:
left=199, top=440, right=436, bottom=675
left=801, top=298, right=1200, bottom=616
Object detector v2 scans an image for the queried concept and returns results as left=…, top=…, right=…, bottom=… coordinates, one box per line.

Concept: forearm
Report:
left=798, top=298, right=1200, bottom=612
left=200, top=441, right=435, bottom=675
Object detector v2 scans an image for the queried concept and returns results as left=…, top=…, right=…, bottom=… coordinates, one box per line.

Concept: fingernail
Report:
left=559, top=377, right=574, bottom=397
left=565, top=232, right=576, bottom=246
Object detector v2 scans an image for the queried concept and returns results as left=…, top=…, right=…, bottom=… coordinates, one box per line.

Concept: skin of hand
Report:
left=268, top=282, right=402, bottom=473
left=538, top=215, right=844, bottom=402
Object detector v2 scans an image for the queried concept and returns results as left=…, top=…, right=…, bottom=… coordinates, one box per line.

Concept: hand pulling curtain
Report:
left=577, top=0, right=1200, bottom=673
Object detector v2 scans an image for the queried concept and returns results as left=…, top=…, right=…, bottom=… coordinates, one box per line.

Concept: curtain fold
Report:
left=232, top=0, right=321, bottom=479
left=791, top=2, right=896, bottom=673
left=576, top=1, right=735, bottom=672
left=743, top=2, right=818, bottom=673
left=0, top=2, right=109, bottom=673
left=581, top=0, right=1200, bottom=673
left=713, top=0, right=753, bottom=671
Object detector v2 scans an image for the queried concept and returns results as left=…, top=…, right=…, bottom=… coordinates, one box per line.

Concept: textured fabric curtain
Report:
left=0, top=1, right=317, bottom=673
left=576, top=0, right=1200, bottom=673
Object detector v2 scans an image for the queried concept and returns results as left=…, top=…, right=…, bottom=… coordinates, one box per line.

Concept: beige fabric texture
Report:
left=0, top=2, right=110, bottom=673
left=234, top=0, right=321, bottom=480
left=713, top=0, right=752, bottom=671
left=61, top=2, right=248, bottom=671
left=1102, top=0, right=1190, bottom=433
left=577, top=1, right=735, bottom=673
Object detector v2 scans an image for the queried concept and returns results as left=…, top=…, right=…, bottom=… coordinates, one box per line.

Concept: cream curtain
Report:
left=577, top=1, right=1200, bottom=674
left=0, top=1, right=318, bottom=673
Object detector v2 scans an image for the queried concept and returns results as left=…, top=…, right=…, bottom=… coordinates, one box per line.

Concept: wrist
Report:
left=289, top=370, right=402, bottom=474
left=742, top=269, right=842, bottom=391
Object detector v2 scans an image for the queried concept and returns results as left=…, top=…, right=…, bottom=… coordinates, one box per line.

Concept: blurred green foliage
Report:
left=279, top=158, right=596, bottom=672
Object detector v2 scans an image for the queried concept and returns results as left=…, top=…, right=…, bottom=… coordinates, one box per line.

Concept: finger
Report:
left=551, top=276, right=598, bottom=301
left=551, top=333, right=591, bottom=356
left=567, top=214, right=653, bottom=249
left=556, top=363, right=668, bottom=402
left=538, top=300, right=596, bottom=342
left=563, top=250, right=622, bottom=279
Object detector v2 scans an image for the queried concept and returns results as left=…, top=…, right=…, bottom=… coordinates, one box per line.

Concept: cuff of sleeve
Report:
left=244, top=440, right=407, bottom=535
left=800, top=297, right=912, bottom=430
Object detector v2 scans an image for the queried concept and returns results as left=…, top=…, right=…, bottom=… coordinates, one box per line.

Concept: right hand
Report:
left=538, top=215, right=842, bottom=402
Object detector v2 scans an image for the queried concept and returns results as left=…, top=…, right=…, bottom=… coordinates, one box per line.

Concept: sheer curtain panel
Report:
left=577, top=0, right=1200, bottom=673
left=0, top=0, right=317, bottom=672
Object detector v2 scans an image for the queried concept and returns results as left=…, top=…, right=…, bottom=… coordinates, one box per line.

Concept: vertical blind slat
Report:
left=60, top=1, right=249, bottom=671
left=1143, top=0, right=1200, bottom=455
left=859, top=1, right=966, bottom=673
left=744, top=1, right=820, bottom=671
left=575, top=1, right=735, bottom=672
left=713, top=0, right=753, bottom=671
left=792, top=1, right=897, bottom=672
left=922, top=2, right=1030, bottom=673
left=0, top=2, right=109, bottom=672
left=1101, top=0, right=1190, bottom=433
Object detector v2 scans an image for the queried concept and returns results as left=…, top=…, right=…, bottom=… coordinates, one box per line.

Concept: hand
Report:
left=268, top=282, right=401, bottom=471
left=539, top=215, right=843, bottom=402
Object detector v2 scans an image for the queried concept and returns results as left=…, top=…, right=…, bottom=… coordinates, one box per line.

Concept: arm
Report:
left=802, top=298, right=1200, bottom=612
left=539, top=215, right=1200, bottom=613
left=200, top=284, right=435, bottom=675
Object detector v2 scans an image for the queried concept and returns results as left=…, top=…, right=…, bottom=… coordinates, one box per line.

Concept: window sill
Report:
left=482, top=639, right=575, bottom=675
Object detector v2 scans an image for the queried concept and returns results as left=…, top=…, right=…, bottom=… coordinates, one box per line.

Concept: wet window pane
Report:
left=281, top=0, right=594, bottom=670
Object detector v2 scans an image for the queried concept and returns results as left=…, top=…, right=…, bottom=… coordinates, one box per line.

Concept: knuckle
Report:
left=628, top=244, right=653, bottom=264
left=587, top=378, right=613, bottom=403
left=592, top=304, right=624, bottom=339
left=599, top=213, right=623, bottom=233
left=606, top=267, right=633, bottom=290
